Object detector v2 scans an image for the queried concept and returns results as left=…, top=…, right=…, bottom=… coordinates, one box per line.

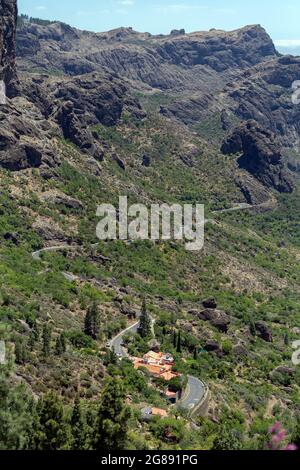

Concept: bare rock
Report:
left=199, top=309, right=231, bottom=333
left=32, top=219, right=65, bottom=241
left=40, top=191, right=83, bottom=210
left=221, top=120, right=294, bottom=193
left=0, top=0, right=19, bottom=97
left=202, top=298, right=217, bottom=309
left=255, top=321, right=273, bottom=343
left=204, top=340, right=221, bottom=353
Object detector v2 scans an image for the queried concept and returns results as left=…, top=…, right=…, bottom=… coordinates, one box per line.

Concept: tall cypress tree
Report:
left=249, top=318, right=256, bottom=337
left=55, top=334, right=66, bottom=356
left=42, top=325, right=52, bottom=357
left=173, top=330, right=177, bottom=348
left=84, top=302, right=100, bottom=340
left=15, top=339, right=27, bottom=364
left=176, top=331, right=182, bottom=353
left=94, top=377, right=130, bottom=451
left=137, top=298, right=151, bottom=339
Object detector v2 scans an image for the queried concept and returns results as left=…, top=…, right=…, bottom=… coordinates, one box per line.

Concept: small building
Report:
left=164, top=389, right=178, bottom=404
left=141, top=407, right=168, bottom=421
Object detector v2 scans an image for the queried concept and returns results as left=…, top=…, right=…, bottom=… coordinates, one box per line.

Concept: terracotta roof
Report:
left=160, top=371, right=179, bottom=381
left=151, top=408, right=168, bottom=418
left=165, top=390, right=177, bottom=397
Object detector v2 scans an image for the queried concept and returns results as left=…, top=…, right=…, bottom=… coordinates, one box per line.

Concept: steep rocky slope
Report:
left=16, top=22, right=277, bottom=91
left=1, top=4, right=300, bottom=450
left=0, top=0, right=19, bottom=97
left=15, top=17, right=299, bottom=197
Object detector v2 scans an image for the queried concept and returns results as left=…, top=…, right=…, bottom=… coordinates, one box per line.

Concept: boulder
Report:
left=142, top=154, right=151, bottom=167
left=255, top=321, right=273, bottom=342
left=204, top=340, right=221, bottom=353
left=149, top=339, right=161, bottom=353
left=202, top=298, right=217, bottom=309
left=198, top=309, right=231, bottom=333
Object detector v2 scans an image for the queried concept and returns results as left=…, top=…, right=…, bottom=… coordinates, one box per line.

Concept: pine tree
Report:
left=249, top=318, right=256, bottom=337
left=84, top=302, right=100, bottom=340
left=42, top=325, right=52, bottom=357
left=176, top=331, right=182, bottom=353
left=28, top=330, right=37, bottom=351
left=137, top=298, right=151, bottom=339
left=71, top=397, right=85, bottom=450
left=94, top=377, right=130, bottom=451
left=291, top=414, right=300, bottom=449
left=32, top=392, right=70, bottom=450
left=15, top=339, right=27, bottom=364
left=28, top=323, right=39, bottom=351
left=55, top=336, right=63, bottom=356
left=60, top=332, right=66, bottom=353
left=0, top=363, right=35, bottom=450
left=55, top=333, right=67, bottom=356
left=193, top=346, right=198, bottom=360
left=284, top=332, right=290, bottom=346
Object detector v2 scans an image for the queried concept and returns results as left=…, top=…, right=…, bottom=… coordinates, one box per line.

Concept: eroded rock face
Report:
left=0, top=0, right=19, bottom=97
left=0, top=99, right=60, bottom=171
left=221, top=120, right=294, bottom=193
left=21, top=71, right=145, bottom=162
left=17, top=22, right=278, bottom=92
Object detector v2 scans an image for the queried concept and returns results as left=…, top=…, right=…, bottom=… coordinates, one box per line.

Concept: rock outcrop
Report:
left=221, top=120, right=294, bottom=193
left=0, top=0, right=19, bottom=97
left=255, top=321, right=273, bottom=343
left=198, top=308, right=231, bottom=333
left=202, top=298, right=217, bottom=309
left=21, top=71, right=145, bottom=162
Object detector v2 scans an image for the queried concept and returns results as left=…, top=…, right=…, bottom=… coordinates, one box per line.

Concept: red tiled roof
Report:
left=151, top=408, right=168, bottom=417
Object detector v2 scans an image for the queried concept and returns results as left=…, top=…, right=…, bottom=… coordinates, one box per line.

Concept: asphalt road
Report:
left=110, top=320, right=139, bottom=357
left=32, top=245, right=76, bottom=261
left=179, top=375, right=205, bottom=412
left=110, top=320, right=206, bottom=414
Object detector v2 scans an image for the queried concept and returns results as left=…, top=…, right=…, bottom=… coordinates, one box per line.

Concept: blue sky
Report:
left=18, top=0, right=300, bottom=45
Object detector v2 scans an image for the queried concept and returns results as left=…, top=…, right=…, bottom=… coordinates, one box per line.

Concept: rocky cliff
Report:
left=0, top=0, right=19, bottom=97
left=16, top=23, right=277, bottom=92
left=221, top=120, right=294, bottom=193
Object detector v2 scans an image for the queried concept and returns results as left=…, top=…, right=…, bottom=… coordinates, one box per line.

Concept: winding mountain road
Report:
left=31, top=202, right=265, bottom=414
left=110, top=320, right=140, bottom=357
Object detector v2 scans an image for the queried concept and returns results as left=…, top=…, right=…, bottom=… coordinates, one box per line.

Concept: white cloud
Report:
left=118, top=0, right=135, bottom=6
left=35, top=5, right=46, bottom=11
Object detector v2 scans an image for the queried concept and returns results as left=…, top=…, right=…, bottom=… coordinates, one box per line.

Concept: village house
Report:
left=131, top=351, right=179, bottom=382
